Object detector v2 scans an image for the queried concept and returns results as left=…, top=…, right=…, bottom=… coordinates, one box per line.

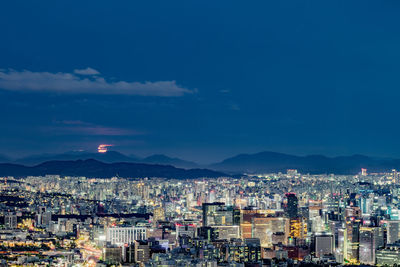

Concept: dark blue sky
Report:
left=1, top=1, right=400, bottom=163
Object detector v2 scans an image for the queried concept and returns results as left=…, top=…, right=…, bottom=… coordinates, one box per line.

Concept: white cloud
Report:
left=0, top=69, right=192, bottom=96
left=73, top=67, right=100, bottom=75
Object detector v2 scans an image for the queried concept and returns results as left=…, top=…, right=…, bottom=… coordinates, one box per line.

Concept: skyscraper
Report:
left=359, top=226, right=384, bottom=265
left=286, top=193, right=298, bottom=219
left=387, top=220, right=400, bottom=244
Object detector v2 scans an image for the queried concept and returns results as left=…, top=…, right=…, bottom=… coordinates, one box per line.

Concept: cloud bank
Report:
left=0, top=69, right=192, bottom=96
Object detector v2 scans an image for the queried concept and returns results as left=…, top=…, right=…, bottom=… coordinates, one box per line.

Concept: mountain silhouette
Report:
left=6, top=150, right=400, bottom=174
left=16, top=151, right=136, bottom=165
left=141, top=154, right=198, bottom=169
left=209, top=151, right=400, bottom=174
left=0, top=159, right=226, bottom=179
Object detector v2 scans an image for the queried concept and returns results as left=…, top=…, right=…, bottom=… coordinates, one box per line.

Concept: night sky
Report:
left=1, top=1, right=400, bottom=163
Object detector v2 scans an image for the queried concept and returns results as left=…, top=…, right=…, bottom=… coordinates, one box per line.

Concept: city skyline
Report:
left=2, top=1, right=400, bottom=266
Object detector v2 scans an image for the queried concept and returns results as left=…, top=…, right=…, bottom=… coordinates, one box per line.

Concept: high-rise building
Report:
left=337, top=227, right=347, bottom=263
left=346, top=219, right=361, bottom=262
left=286, top=193, right=298, bottom=219
left=240, top=208, right=276, bottom=239
left=393, top=169, right=399, bottom=184
left=251, top=217, right=289, bottom=247
left=134, top=240, right=150, bottom=264
left=289, top=217, right=307, bottom=243
left=202, top=202, right=238, bottom=227
left=359, top=226, right=384, bottom=265
left=152, top=206, right=165, bottom=224
left=103, top=246, right=122, bottom=265
left=4, top=213, right=17, bottom=229
left=245, top=238, right=262, bottom=263
left=387, top=220, right=400, bottom=244
left=37, top=206, right=52, bottom=227
left=226, top=239, right=262, bottom=263
left=313, top=232, right=334, bottom=258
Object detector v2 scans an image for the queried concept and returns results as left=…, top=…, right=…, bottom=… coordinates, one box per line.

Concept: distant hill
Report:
left=0, top=159, right=227, bottom=179
left=209, top=151, right=400, bottom=174
left=6, top=150, right=400, bottom=175
left=15, top=151, right=198, bottom=169
left=141, top=154, right=198, bottom=169
left=16, top=151, right=136, bottom=165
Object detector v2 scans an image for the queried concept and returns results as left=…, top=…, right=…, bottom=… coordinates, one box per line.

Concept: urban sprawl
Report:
left=1, top=169, right=400, bottom=266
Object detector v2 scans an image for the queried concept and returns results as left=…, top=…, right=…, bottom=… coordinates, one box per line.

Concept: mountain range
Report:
left=210, top=151, right=400, bottom=174
left=2, top=150, right=400, bottom=175
left=11, top=151, right=197, bottom=169
left=0, top=159, right=225, bottom=179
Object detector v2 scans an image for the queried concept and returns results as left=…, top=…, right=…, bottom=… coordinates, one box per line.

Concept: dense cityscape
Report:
left=2, top=1, right=400, bottom=266
left=1, top=168, right=400, bottom=266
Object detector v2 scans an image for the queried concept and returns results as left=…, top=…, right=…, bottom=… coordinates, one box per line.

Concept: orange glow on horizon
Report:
left=97, top=144, right=112, bottom=153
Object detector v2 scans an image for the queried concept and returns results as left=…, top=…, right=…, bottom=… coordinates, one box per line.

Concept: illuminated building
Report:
left=283, top=245, right=310, bottom=260
left=251, top=217, right=289, bottom=247
left=313, top=232, right=334, bottom=258
left=272, top=232, right=286, bottom=245
left=202, top=202, right=239, bottom=227
left=103, top=246, right=122, bottom=265
left=152, top=206, right=165, bottom=224
left=287, top=169, right=298, bottom=176
left=393, top=169, right=399, bottom=184
left=245, top=238, right=262, bottom=263
left=208, top=190, right=216, bottom=203
left=37, top=206, right=52, bottom=227
left=387, top=220, right=400, bottom=244
left=186, top=193, right=195, bottom=208
left=211, top=225, right=240, bottom=240
left=106, top=226, right=147, bottom=246
left=376, top=241, right=400, bottom=266
left=345, top=206, right=361, bottom=220
left=226, top=239, right=261, bottom=263
left=361, top=168, right=367, bottom=176
left=240, top=208, right=276, bottom=239
left=361, top=197, right=373, bottom=215
left=359, top=226, right=384, bottom=265
left=337, top=227, right=347, bottom=263
left=346, top=219, right=361, bottom=262
left=4, top=213, right=17, bottom=229
left=289, top=217, right=307, bottom=243
left=176, top=223, right=197, bottom=238
left=133, top=240, right=150, bottom=264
